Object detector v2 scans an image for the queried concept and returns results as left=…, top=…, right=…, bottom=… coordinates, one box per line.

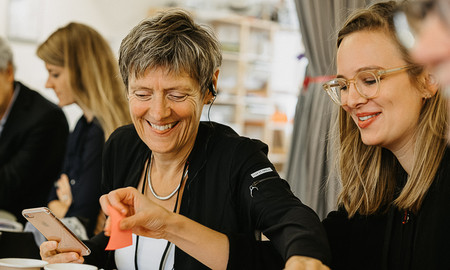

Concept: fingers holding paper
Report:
left=100, top=187, right=172, bottom=239
left=100, top=187, right=230, bottom=269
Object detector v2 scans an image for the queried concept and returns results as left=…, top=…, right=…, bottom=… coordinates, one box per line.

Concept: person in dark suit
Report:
left=0, top=36, right=69, bottom=224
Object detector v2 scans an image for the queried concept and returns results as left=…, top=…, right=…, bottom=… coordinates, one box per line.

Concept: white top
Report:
left=115, top=234, right=175, bottom=270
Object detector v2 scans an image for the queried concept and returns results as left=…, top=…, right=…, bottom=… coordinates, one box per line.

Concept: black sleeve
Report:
left=83, top=232, right=111, bottom=268
left=228, top=139, right=331, bottom=267
left=227, top=232, right=284, bottom=269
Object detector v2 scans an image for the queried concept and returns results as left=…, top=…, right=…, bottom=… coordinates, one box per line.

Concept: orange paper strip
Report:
left=105, top=205, right=132, bottom=250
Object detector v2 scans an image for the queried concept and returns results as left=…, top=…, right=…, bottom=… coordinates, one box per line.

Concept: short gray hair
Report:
left=119, top=8, right=222, bottom=95
left=0, top=37, right=13, bottom=71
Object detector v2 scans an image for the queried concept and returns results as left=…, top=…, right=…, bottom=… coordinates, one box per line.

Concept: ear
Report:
left=212, top=69, right=220, bottom=91
left=203, top=90, right=214, bottom=104
left=203, top=69, right=220, bottom=104
left=6, top=62, right=14, bottom=83
left=420, top=70, right=439, bottom=98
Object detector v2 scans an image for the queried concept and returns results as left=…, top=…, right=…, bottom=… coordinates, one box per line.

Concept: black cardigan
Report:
left=84, top=122, right=330, bottom=269
left=323, top=147, right=450, bottom=270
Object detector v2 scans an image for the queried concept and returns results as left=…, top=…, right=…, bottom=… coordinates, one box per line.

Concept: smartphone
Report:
left=22, top=207, right=91, bottom=256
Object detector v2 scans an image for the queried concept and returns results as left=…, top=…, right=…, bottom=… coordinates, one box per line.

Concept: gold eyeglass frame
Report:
left=322, top=65, right=414, bottom=106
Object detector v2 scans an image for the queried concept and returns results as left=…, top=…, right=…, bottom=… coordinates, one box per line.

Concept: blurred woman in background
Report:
left=35, top=22, right=130, bottom=238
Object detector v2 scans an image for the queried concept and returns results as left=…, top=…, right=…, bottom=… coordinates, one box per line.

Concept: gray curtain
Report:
left=286, top=0, right=375, bottom=219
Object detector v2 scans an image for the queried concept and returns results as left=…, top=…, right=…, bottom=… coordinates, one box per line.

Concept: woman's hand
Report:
left=56, top=174, right=73, bottom=207
left=284, top=256, right=330, bottom=270
left=48, top=174, right=73, bottom=218
left=100, top=187, right=172, bottom=239
left=40, top=241, right=84, bottom=264
left=100, top=187, right=229, bottom=270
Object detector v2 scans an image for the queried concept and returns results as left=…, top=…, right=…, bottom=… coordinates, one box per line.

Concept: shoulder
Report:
left=16, top=82, right=66, bottom=121
left=17, top=82, right=60, bottom=111
left=105, top=124, right=146, bottom=154
left=197, top=122, right=274, bottom=181
left=438, top=147, right=450, bottom=172
left=71, top=117, right=105, bottom=147
left=424, top=146, right=450, bottom=201
left=85, top=117, right=105, bottom=141
left=200, top=121, right=269, bottom=156
left=102, top=124, right=148, bottom=189
left=108, top=124, right=140, bottom=141
left=432, top=147, right=450, bottom=187
left=9, top=82, right=67, bottom=131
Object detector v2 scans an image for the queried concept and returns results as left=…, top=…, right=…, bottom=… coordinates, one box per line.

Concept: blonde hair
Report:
left=37, top=22, right=131, bottom=139
left=332, top=1, right=448, bottom=217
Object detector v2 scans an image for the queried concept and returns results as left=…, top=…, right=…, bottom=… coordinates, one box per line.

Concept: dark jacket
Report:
left=0, top=81, right=68, bottom=223
left=47, top=116, right=104, bottom=236
left=322, top=147, right=450, bottom=270
left=84, top=122, right=331, bottom=269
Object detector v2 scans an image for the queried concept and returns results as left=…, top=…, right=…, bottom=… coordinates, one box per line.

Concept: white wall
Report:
left=1, top=0, right=302, bottom=128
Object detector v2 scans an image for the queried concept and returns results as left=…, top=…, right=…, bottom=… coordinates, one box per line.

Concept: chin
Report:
left=360, top=137, right=380, bottom=147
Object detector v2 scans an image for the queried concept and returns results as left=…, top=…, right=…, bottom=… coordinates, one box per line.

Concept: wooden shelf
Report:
left=149, top=8, right=293, bottom=172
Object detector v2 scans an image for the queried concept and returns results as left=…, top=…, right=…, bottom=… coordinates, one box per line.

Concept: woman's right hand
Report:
left=40, top=241, right=84, bottom=264
left=100, top=187, right=173, bottom=239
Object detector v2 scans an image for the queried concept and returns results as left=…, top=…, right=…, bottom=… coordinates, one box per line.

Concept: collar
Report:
left=0, top=82, right=20, bottom=137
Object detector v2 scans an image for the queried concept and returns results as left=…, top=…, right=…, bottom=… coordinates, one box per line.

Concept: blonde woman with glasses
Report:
left=34, top=22, right=131, bottom=238
left=322, top=1, right=449, bottom=270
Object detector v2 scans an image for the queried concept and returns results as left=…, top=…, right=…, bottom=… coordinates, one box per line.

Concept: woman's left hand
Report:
left=56, top=174, right=73, bottom=207
left=99, top=187, right=172, bottom=239
left=284, top=256, right=330, bottom=270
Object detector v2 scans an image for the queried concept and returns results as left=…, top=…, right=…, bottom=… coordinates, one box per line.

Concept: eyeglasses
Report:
left=394, top=0, right=450, bottom=49
left=322, top=65, right=414, bottom=106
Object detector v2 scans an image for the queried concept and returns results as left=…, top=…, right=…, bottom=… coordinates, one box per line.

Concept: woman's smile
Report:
left=356, top=112, right=381, bottom=128
left=147, top=120, right=179, bottom=132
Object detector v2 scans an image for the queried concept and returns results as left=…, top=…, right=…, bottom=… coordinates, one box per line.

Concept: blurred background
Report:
left=0, top=0, right=306, bottom=177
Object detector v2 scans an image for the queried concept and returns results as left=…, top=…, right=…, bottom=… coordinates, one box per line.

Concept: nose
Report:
left=149, top=95, right=170, bottom=120
left=342, top=82, right=368, bottom=108
left=45, top=76, right=53, bottom=89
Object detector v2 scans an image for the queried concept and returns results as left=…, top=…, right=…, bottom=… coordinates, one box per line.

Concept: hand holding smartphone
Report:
left=22, top=207, right=91, bottom=256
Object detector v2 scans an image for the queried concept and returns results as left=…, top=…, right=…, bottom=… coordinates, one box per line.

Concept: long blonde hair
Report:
left=332, top=1, right=448, bottom=217
left=37, top=22, right=130, bottom=139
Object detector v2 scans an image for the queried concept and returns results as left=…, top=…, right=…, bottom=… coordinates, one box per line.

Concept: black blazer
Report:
left=0, top=81, right=69, bottom=223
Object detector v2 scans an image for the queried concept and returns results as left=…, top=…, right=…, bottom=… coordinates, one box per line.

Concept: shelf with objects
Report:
left=148, top=8, right=301, bottom=175
left=202, top=16, right=275, bottom=139
left=200, top=14, right=299, bottom=174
